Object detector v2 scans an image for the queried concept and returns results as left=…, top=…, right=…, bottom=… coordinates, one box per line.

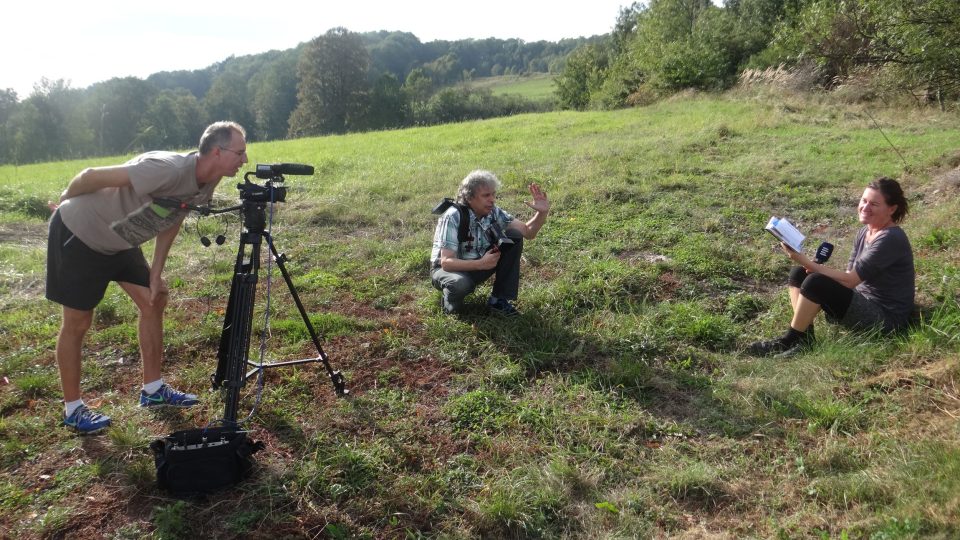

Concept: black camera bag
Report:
left=151, top=427, right=264, bottom=496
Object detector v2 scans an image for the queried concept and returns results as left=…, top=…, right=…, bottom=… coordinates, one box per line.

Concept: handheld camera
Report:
left=486, top=221, right=514, bottom=252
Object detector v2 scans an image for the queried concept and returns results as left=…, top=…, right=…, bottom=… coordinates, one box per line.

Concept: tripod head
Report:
left=234, top=163, right=313, bottom=233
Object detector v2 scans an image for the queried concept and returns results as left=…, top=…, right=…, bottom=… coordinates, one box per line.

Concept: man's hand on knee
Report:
left=149, top=276, right=169, bottom=307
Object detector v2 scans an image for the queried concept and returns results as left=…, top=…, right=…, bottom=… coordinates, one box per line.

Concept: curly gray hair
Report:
left=456, top=170, right=501, bottom=205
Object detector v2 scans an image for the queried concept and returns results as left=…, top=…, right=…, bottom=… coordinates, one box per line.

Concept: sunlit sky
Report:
left=3, top=0, right=652, bottom=99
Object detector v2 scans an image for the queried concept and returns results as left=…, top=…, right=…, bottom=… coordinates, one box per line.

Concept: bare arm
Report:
left=59, top=166, right=132, bottom=202
left=781, top=243, right=863, bottom=289
left=147, top=217, right=185, bottom=305
left=506, top=183, right=550, bottom=240
left=439, top=247, right=500, bottom=272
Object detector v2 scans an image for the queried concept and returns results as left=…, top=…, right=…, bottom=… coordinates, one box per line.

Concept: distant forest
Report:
left=2, top=0, right=957, bottom=165
left=0, top=30, right=595, bottom=164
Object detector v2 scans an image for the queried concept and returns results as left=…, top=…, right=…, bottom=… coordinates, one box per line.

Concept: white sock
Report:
left=65, top=399, right=84, bottom=417
left=143, top=379, right=163, bottom=395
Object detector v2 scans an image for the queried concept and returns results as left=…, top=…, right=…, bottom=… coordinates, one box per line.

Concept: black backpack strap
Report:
left=432, top=198, right=472, bottom=243
left=456, top=204, right=470, bottom=243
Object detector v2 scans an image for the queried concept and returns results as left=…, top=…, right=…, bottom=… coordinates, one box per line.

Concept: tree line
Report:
left=556, top=0, right=960, bottom=110
left=0, top=30, right=591, bottom=165
left=5, top=2, right=954, bottom=165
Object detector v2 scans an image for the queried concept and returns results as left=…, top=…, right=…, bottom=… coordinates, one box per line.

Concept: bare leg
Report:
left=118, top=281, right=167, bottom=385
left=790, top=295, right=821, bottom=332
left=788, top=285, right=800, bottom=312
left=56, top=307, right=94, bottom=403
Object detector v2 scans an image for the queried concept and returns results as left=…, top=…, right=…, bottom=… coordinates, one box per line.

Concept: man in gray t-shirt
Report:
left=46, top=121, right=248, bottom=434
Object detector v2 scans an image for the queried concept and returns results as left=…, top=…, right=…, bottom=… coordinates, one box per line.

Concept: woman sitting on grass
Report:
left=750, top=177, right=915, bottom=357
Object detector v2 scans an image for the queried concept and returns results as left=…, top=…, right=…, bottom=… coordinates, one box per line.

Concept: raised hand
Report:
left=524, top=183, right=550, bottom=214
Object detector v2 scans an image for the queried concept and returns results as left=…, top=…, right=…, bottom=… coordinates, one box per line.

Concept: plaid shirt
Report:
left=431, top=205, right=514, bottom=266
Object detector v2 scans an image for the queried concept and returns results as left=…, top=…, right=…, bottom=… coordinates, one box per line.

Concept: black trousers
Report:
left=788, top=266, right=853, bottom=320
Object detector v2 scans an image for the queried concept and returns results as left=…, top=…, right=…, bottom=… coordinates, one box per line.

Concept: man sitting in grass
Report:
left=430, top=170, right=550, bottom=316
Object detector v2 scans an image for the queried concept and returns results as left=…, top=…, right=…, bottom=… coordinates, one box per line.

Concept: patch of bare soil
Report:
left=0, top=283, right=466, bottom=537
left=861, top=357, right=960, bottom=436
left=0, top=221, right=47, bottom=247
left=917, top=152, right=960, bottom=203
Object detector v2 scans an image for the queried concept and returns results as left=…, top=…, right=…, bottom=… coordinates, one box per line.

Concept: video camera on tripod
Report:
left=152, top=162, right=349, bottom=496
left=213, top=163, right=348, bottom=410
left=235, top=163, right=314, bottom=202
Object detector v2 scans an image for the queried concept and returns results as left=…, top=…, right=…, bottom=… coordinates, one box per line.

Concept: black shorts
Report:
left=788, top=266, right=890, bottom=330
left=789, top=266, right=852, bottom=320
left=46, top=210, right=150, bottom=311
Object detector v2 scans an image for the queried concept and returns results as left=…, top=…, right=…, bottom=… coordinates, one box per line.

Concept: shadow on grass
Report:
left=467, top=306, right=772, bottom=440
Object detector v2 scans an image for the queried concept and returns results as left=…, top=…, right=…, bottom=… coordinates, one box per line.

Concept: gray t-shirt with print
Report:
left=59, top=152, right=216, bottom=255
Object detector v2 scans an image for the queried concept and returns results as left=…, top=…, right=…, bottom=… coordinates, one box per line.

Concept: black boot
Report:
left=775, top=326, right=816, bottom=358
left=748, top=327, right=814, bottom=357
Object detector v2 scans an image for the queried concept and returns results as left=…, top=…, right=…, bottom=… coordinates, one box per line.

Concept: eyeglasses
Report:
left=219, top=146, right=247, bottom=157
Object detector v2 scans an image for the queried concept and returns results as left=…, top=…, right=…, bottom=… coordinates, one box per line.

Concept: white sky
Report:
left=3, top=0, right=638, bottom=98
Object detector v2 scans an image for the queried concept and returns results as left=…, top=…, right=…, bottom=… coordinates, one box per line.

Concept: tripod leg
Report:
left=214, top=234, right=261, bottom=424
left=264, top=233, right=347, bottom=396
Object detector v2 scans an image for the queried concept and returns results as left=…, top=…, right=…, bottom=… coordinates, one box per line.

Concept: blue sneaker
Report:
left=139, top=384, right=199, bottom=408
left=63, top=405, right=111, bottom=435
left=488, top=297, right=520, bottom=317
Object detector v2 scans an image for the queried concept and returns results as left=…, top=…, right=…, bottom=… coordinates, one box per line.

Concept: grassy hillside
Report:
left=1, top=94, right=958, bottom=538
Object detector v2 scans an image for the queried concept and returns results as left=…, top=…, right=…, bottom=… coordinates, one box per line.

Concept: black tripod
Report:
left=159, top=169, right=348, bottom=427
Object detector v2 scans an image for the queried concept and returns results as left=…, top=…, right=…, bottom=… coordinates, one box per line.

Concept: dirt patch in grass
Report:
left=0, top=291, right=462, bottom=538
left=298, top=294, right=455, bottom=398
left=917, top=157, right=960, bottom=204
left=615, top=249, right=672, bottom=265
left=862, top=357, right=960, bottom=437
left=0, top=221, right=47, bottom=247
left=863, top=357, right=958, bottom=394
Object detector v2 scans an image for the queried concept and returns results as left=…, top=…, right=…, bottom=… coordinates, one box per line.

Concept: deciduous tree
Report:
left=554, top=43, right=610, bottom=110
left=138, top=89, right=205, bottom=150
left=288, top=27, right=370, bottom=137
left=0, top=88, right=18, bottom=163
left=84, top=77, right=156, bottom=155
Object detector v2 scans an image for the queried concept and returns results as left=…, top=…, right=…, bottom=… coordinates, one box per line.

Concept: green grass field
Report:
left=468, top=73, right=556, bottom=101
left=1, top=92, right=958, bottom=538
